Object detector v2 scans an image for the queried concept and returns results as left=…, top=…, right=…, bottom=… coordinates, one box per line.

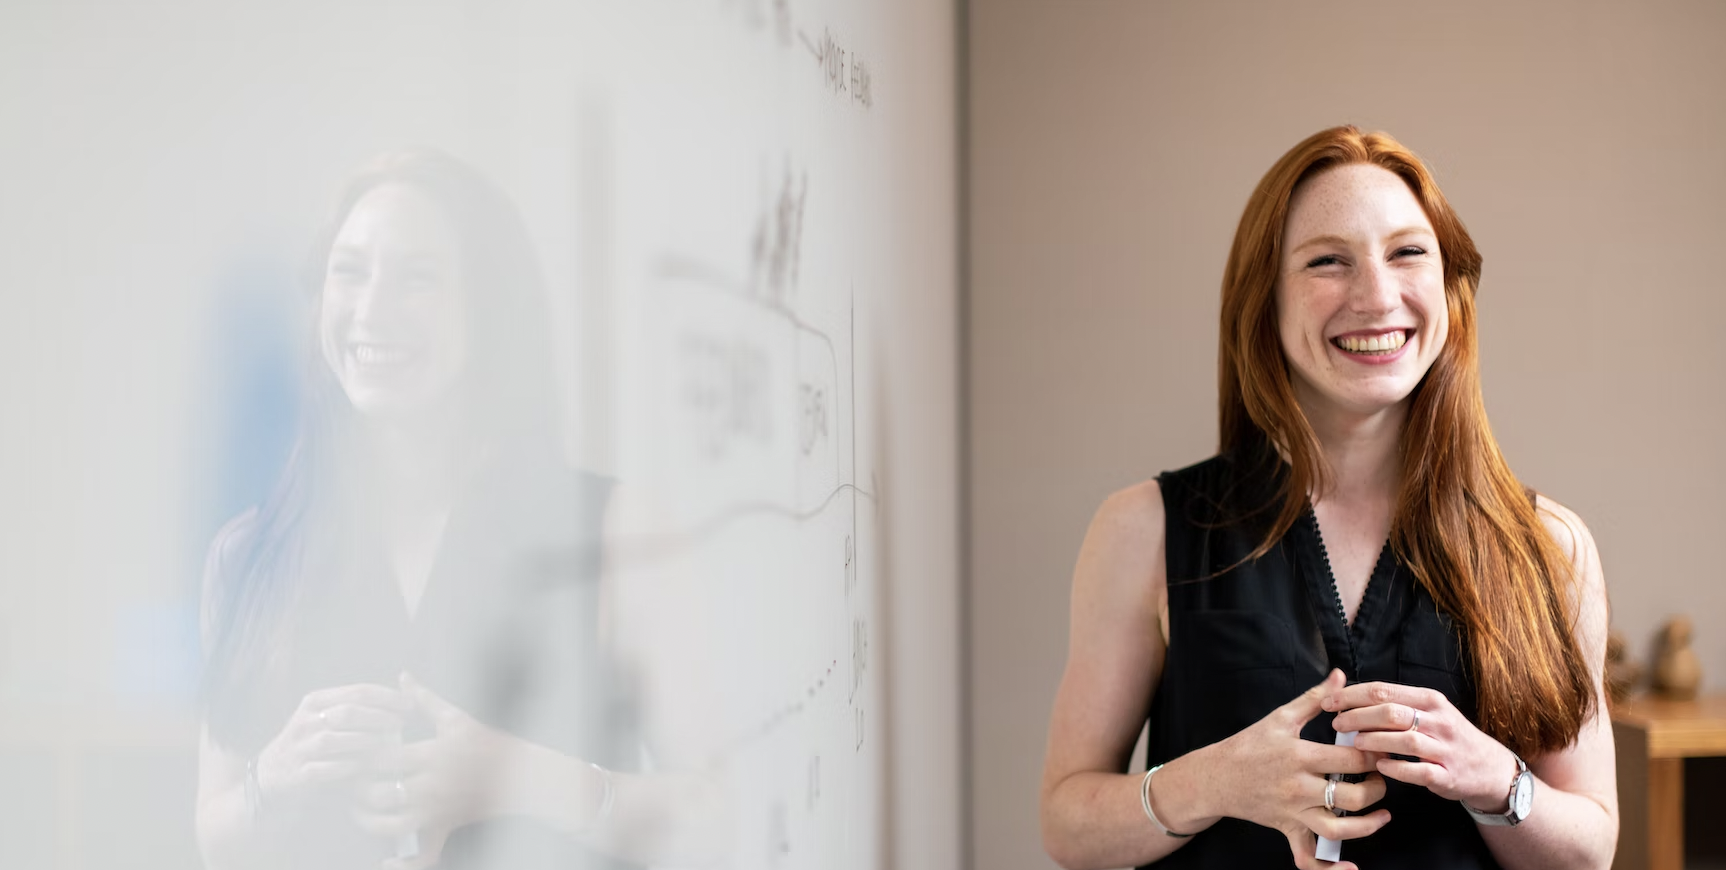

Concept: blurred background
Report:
left=967, top=3, right=1726, bottom=870
left=2, top=1, right=1723, bottom=869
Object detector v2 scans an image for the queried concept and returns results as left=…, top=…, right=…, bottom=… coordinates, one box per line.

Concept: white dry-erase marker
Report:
left=1315, top=730, right=1359, bottom=864
left=397, top=832, right=420, bottom=861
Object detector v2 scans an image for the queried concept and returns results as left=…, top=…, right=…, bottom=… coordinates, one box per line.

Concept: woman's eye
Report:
left=1394, top=246, right=1427, bottom=258
left=1306, top=255, right=1342, bottom=269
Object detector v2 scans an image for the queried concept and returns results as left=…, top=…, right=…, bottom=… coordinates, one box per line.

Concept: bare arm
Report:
left=194, top=512, right=289, bottom=870
left=1040, top=482, right=1386, bottom=870
left=196, top=725, right=284, bottom=870
left=1040, top=482, right=1182, bottom=868
left=1476, top=497, right=1616, bottom=870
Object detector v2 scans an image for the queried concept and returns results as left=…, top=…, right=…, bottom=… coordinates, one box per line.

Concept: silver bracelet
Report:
left=243, top=756, right=266, bottom=823
left=1140, top=764, right=1194, bottom=838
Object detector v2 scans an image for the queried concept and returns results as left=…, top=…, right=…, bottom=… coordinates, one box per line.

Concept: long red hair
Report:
left=1218, top=126, right=1592, bottom=757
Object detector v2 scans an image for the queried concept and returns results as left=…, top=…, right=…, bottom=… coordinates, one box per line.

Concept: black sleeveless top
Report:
left=1145, top=452, right=1499, bottom=869
left=204, top=463, right=629, bottom=870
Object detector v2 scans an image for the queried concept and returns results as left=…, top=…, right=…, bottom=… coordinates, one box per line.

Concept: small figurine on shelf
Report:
left=1651, top=615, right=1702, bottom=702
left=1605, top=630, right=1642, bottom=705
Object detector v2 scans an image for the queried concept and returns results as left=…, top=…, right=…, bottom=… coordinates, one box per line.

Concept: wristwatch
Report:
left=1464, top=753, right=1533, bottom=827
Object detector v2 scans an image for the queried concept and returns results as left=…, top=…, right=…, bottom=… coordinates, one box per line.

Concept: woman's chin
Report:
left=1308, top=381, right=1420, bottom=420
left=340, top=382, right=445, bottom=421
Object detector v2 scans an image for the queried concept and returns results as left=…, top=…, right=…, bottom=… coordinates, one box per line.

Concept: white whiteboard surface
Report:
left=0, top=1, right=960, bottom=868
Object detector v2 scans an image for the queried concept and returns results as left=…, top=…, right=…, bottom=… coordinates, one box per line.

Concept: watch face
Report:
left=1512, top=774, right=1533, bottom=817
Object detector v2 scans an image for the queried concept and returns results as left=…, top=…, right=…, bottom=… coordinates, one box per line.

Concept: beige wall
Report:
left=967, top=2, right=1726, bottom=867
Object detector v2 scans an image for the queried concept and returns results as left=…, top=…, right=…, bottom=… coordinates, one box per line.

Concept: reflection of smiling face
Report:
left=1276, top=163, right=1447, bottom=421
left=319, top=184, right=468, bottom=419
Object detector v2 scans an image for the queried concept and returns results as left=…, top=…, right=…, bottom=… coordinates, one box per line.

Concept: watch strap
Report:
left=1464, top=753, right=1529, bottom=827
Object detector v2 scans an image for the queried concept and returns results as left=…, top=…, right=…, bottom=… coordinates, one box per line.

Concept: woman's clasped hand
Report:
left=253, top=683, right=414, bottom=814
left=1208, top=669, right=1390, bottom=870
left=1325, top=681, right=1519, bottom=815
left=255, top=674, right=518, bottom=869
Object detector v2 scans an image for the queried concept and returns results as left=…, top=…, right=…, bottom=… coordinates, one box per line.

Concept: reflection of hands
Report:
left=1325, top=682, right=1519, bottom=812
left=352, top=673, right=511, bottom=868
left=1211, top=670, right=1390, bottom=870
left=257, top=684, right=413, bottom=812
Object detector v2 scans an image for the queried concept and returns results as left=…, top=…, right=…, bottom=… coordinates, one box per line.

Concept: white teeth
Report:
left=1335, top=331, right=1407, bottom=354
left=353, top=344, right=410, bottom=365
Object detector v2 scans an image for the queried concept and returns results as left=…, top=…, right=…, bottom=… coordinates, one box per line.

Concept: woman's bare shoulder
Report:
left=1532, top=493, right=1607, bottom=648
left=1091, top=479, right=1165, bottom=548
left=1074, top=479, right=1167, bottom=600
left=1533, top=494, right=1593, bottom=563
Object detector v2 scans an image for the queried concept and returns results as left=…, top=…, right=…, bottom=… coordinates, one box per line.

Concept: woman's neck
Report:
left=361, top=412, right=469, bottom=515
left=1301, top=399, right=1406, bottom=507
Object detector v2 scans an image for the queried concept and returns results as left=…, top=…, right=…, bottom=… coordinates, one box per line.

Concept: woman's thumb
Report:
left=1284, top=668, right=1346, bottom=726
left=400, top=672, right=459, bottom=720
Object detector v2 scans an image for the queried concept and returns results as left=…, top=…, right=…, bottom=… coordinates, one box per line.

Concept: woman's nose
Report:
left=1348, top=258, right=1399, bottom=315
left=351, top=271, right=403, bottom=325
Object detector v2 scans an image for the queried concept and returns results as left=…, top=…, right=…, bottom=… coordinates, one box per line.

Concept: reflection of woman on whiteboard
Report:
left=1040, top=128, right=1614, bottom=870
left=193, top=150, right=718, bottom=870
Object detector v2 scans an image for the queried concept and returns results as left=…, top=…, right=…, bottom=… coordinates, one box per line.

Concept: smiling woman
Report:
left=1039, top=127, right=1616, bottom=870
left=191, top=151, right=724, bottom=870
left=319, top=183, right=472, bottom=421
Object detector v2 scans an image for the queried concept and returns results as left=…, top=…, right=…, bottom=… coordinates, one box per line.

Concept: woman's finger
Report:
left=1376, top=756, right=1454, bottom=793
left=315, top=702, right=406, bottom=734
left=1332, top=702, right=1434, bottom=735
left=295, top=758, right=365, bottom=787
left=399, top=672, right=470, bottom=726
left=1279, top=669, right=1349, bottom=731
left=354, top=777, right=414, bottom=813
left=303, top=684, right=413, bottom=715
left=1281, top=824, right=1359, bottom=870
left=1300, top=744, right=1377, bottom=776
left=1282, top=825, right=1319, bottom=870
left=305, top=729, right=393, bottom=760
left=1310, top=773, right=1387, bottom=813
left=1351, top=729, right=1435, bottom=761
left=1298, top=806, right=1393, bottom=841
left=1321, top=682, right=1444, bottom=716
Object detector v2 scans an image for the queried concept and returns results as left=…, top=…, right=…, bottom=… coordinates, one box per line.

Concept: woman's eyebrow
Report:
left=1385, top=225, right=1436, bottom=241
left=1289, top=226, right=1434, bottom=255
left=1289, top=233, right=1350, bottom=255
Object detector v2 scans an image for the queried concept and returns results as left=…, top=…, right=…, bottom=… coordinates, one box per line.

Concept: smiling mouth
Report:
left=1331, top=330, right=1409, bottom=356
left=348, top=342, right=419, bottom=369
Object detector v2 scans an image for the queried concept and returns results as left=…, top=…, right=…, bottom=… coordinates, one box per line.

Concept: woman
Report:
left=194, top=150, right=714, bottom=869
left=1039, top=127, right=1616, bottom=870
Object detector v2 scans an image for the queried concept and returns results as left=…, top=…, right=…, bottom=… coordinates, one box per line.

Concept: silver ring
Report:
left=1410, top=709, right=1421, bottom=733
left=1324, top=777, right=1338, bottom=813
left=318, top=709, right=330, bottom=727
left=395, top=779, right=407, bottom=806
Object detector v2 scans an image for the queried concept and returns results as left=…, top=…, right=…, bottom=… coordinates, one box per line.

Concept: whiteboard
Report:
left=0, top=1, right=960, bottom=868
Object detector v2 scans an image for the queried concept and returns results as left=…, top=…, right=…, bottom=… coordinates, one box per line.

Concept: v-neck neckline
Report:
left=1300, top=507, right=1395, bottom=672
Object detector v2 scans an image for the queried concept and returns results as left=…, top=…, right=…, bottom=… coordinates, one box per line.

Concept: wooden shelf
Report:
left=1612, top=693, right=1726, bottom=870
left=1611, top=694, right=1726, bottom=758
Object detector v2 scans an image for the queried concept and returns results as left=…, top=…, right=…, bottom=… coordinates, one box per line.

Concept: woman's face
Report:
left=318, top=183, right=469, bottom=419
left=1275, top=163, right=1447, bottom=422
